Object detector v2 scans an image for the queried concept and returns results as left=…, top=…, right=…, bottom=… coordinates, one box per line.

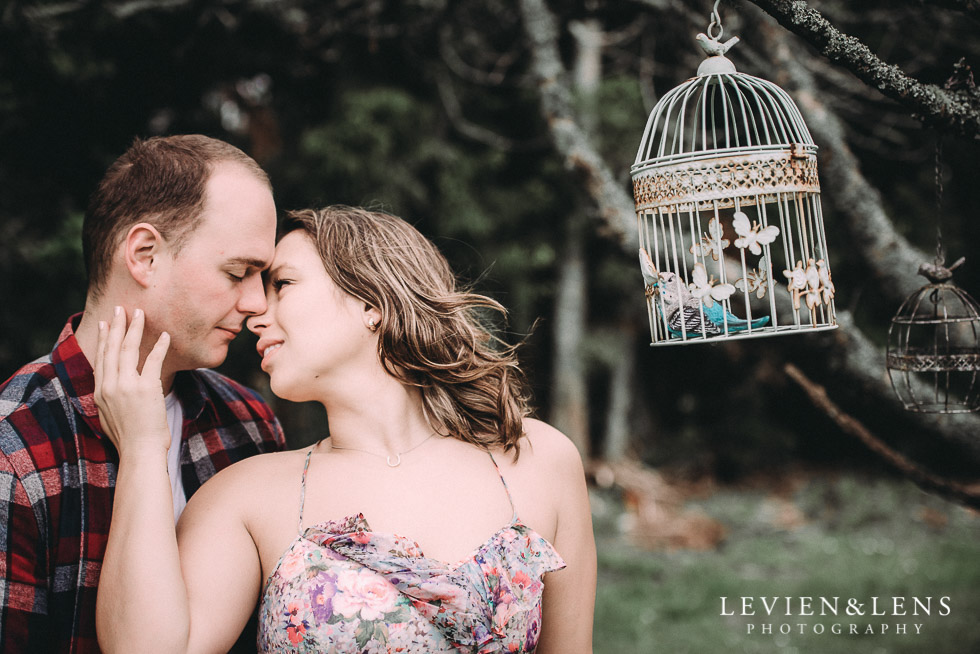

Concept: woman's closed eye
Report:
left=272, top=278, right=293, bottom=292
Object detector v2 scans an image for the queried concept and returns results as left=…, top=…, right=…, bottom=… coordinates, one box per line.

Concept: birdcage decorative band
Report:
left=632, top=149, right=820, bottom=214
left=886, top=351, right=980, bottom=373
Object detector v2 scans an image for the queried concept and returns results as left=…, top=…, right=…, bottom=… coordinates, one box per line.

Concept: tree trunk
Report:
left=547, top=17, right=607, bottom=459
left=518, top=0, right=638, bottom=249
left=602, top=322, right=637, bottom=461
left=550, top=219, right=590, bottom=457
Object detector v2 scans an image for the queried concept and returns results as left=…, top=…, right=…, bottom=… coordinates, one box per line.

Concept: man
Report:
left=0, top=135, right=286, bottom=652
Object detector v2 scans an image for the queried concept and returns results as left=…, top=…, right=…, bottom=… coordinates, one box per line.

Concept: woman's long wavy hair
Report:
left=281, top=206, right=532, bottom=456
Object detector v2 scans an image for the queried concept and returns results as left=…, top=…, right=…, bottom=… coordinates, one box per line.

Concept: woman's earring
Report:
left=368, top=318, right=377, bottom=331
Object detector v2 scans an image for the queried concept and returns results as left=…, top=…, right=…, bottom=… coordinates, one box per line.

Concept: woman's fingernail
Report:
left=134, top=308, right=142, bottom=318
left=114, top=306, right=121, bottom=316
left=98, top=321, right=106, bottom=330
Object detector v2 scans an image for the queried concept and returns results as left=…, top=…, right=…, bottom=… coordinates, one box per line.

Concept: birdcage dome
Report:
left=632, top=68, right=817, bottom=191
left=632, top=35, right=836, bottom=346
left=886, top=280, right=980, bottom=413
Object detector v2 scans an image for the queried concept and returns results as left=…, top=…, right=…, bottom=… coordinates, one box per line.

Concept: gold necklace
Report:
left=327, top=432, right=438, bottom=467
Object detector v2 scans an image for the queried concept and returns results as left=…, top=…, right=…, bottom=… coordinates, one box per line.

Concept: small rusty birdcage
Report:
left=886, top=258, right=980, bottom=413
left=886, top=133, right=980, bottom=414
left=632, top=4, right=837, bottom=346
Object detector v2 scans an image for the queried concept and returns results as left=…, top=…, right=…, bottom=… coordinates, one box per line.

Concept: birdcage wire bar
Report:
left=886, top=283, right=980, bottom=413
left=635, top=74, right=814, bottom=170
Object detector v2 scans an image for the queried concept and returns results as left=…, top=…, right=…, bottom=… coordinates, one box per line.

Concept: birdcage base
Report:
left=648, top=322, right=837, bottom=347
left=893, top=402, right=979, bottom=414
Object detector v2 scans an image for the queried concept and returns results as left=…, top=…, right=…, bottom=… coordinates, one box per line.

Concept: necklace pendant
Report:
left=386, top=453, right=401, bottom=467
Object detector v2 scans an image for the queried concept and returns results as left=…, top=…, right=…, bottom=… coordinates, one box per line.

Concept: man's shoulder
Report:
left=0, top=354, right=65, bottom=474
left=0, top=354, right=62, bottom=425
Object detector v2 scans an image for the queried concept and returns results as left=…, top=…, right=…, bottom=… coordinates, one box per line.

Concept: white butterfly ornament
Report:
left=688, top=262, right=735, bottom=308
left=689, top=217, right=730, bottom=262
left=733, top=211, right=780, bottom=256
left=735, top=255, right=772, bottom=300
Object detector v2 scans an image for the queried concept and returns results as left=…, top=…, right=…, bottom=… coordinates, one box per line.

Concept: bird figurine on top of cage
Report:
left=631, top=2, right=837, bottom=346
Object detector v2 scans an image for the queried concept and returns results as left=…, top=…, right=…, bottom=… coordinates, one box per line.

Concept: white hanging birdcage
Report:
left=886, top=258, right=980, bottom=413
left=632, top=10, right=836, bottom=346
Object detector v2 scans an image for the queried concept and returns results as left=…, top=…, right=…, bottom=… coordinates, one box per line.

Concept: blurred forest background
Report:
left=2, top=0, right=979, bottom=650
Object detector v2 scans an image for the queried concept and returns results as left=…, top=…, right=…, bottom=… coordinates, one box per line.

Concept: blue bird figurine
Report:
left=657, top=270, right=769, bottom=339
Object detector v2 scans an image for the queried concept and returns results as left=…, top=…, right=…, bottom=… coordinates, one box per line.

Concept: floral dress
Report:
left=257, top=450, right=566, bottom=653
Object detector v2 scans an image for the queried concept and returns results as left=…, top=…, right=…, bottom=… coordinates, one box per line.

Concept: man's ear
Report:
left=124, top=222, right=165, bottom=288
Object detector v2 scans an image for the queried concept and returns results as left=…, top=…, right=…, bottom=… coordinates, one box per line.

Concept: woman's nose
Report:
left=246, top=310, right=269, bottom=335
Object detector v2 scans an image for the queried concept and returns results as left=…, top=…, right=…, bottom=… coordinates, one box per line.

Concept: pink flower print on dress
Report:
left=418, top=579, right=467, bottom=603
left=284, top=601, right=308, bottom=644
left=333, top=568, right=400, bottom=621
left=277, top=545, right=308, bottom=580
left=286, top=624, right=305, bottom=645
left=510, top=570, right=532, bottom=592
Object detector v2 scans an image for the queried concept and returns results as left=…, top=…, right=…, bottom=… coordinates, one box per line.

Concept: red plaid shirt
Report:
left=0, top=314, right=285, bottom=653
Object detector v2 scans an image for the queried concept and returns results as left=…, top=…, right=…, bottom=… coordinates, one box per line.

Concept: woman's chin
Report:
left=268, top=378, right=292, bottom=401
left=269, top=377, right=312, bottom=403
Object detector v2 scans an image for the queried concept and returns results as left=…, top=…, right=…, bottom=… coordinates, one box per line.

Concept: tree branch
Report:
left=517, top=0, right=639, bottom=249
left=747, top=0, right=980, bottom=139
left=438, top=23, right=528, bottom=87
left=433, top=69, right=547, bottom=152
left=785, top=361, right=980, bottom=509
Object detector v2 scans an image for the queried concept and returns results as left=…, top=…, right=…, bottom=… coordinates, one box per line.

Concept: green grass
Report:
left=592, top=473, right=980, bottom=653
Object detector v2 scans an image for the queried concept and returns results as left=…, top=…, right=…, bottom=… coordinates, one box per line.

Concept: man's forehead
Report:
left=190, top=164, right=277, bottom=268
left=226, top=255, right=272, bottom=270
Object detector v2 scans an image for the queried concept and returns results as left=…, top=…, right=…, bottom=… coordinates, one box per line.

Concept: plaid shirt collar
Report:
left=52, top=313, right=209, bottom=437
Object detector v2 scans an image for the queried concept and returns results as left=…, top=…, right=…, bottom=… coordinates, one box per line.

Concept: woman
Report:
left=94, top=206, right=596, bottom=653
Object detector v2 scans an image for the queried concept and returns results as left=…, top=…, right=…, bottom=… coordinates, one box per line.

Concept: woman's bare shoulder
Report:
left=497, top=418, right=585, bottom=489
left=520, top=418, right=584, bottom=471
left=186, top=448, right=311, bottom=509
left=487, top=418, right=587, bottom=540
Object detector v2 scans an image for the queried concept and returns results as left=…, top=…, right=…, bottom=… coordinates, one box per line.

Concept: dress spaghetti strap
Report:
left=486, top=451, right=518, bottom=522
left=297, top=448, right=314, bottom=533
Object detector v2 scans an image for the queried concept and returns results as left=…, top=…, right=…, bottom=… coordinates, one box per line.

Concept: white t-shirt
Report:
left=164, top=392, right=187, bottom=523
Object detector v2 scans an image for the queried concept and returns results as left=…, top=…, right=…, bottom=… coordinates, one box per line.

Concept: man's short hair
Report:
left=82, top=134, right=271, bottom=297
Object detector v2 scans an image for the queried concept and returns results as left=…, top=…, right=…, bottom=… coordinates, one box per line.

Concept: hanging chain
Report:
left=934, top=137, right=945, bottom=267
left=707, top=0, right=724, bottom=39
